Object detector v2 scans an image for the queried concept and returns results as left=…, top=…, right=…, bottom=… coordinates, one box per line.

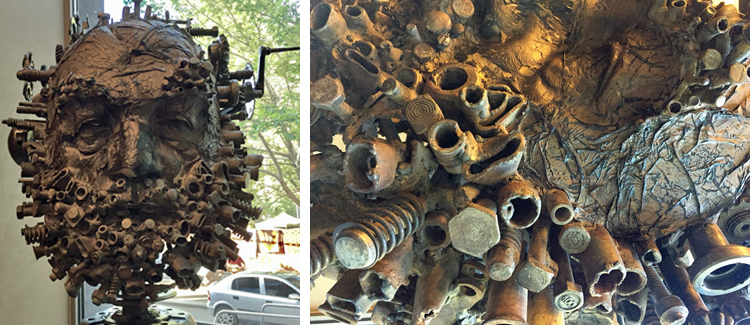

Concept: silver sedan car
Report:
left=207, top=272, right=300, bottom=325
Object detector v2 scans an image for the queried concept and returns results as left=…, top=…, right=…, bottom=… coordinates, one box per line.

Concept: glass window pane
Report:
left=264, top=279, right=296, bottom=298
left=233, top=277, right=260, bottom=294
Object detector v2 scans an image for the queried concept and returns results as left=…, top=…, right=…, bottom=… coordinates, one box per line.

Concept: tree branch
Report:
left=259, top=132, right=300, bottom=206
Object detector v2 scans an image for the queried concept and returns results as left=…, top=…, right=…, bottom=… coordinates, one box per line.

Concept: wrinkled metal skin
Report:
left=310, top=0, right=750, bottom=323
left=7, top=5, right=265, bottom=323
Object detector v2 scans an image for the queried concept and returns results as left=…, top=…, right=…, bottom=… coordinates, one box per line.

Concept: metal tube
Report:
left=496, top=178, right=541, bottom=229
left=413, top=248, right=460, bottom=325
left=574, top=223, right=625, bottom=297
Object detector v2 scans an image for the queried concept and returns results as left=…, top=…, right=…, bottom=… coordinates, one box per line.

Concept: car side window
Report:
left=232, top=277, right=260, bottom=294
left=264, top=279, right=297, bottom=298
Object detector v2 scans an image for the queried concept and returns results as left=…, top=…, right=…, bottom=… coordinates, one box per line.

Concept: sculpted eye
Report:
left=79, top=119, right=109, bottom=138
left=75, top=116, right=111, bottom=154
left=158, top=118, right=195, bottom=141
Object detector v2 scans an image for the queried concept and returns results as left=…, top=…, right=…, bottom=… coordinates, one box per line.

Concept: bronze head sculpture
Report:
left=311, top=0, right=750, bottom=323
left=7, top=5, right=263, bottom=323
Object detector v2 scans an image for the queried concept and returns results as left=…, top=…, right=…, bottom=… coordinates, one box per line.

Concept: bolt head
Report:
left=311, top=76, right=345, bottom=109
left=553, top=281, right=584, bottom=311
left=334, top=228, right=378, bottom=269
left=448, top=203, right=500, bottom=257
left=515, top=257, right=555, bottom=292
left=656, top=295, right=689, bottom=325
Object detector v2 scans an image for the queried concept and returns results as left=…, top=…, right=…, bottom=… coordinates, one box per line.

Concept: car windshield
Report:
left=283, top=275, right=300, bottom=289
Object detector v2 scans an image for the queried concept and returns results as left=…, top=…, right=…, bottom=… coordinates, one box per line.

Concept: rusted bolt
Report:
left=450, top=0, right=474, bottom=24
left=311, top=76, right=354, bottom=123
left=449, top=198, right=500, bottom=257
left=496, top=179, right=541, bottom=229
left=527, top=286, right=564, bottom=324
left=453, top=182, right=481, bottom=209
left=659, top=247, right=710, bottom=324
left=558, top=221, right=591, bottom=254
left=549, top=229, right=584, bottom=312
left=484, top=222, right=523, bottom=281
left=425, top=11, right=451, bottom=36
left=516, top=216, right=558, bottom=293
left=484, top=266, right=528, bottom=324
left=413, top=248, right=460, bottom=325
left=413, top=43, right=435, bottom=64
left=382, top=78, right=417, bottom=105
left=360, top=236, right=413, bottom=301
left=645, top=264, right=689, bottom=325
left=574, top=223, right=625, bottom=297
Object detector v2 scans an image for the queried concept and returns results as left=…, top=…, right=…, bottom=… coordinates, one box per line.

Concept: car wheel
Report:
left=214, top=306, right=239, bottom=325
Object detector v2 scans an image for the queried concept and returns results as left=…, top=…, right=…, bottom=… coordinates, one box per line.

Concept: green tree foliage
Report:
left=124, top=0, right=300, bottom=218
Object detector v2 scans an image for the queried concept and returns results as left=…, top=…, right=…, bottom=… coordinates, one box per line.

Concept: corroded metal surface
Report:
left=310, top=0, right=750, bottom=323
left=5, top=3, right=272, bottom=323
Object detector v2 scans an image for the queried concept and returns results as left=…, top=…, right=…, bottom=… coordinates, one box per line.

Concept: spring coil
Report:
left=21, top=222, right=46, bottom=244
left=311, top=230, right=336, bottom=276
left=333, top=193, right=427, bottom=269
left=55, top=44, right=64, bottom=64
left=227, top=195, right=263, bottom=219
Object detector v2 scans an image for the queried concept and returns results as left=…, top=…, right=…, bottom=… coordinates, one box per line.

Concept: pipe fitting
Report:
left=424, top=63, right=479, bottom=115
left=516, top=216, right=558, bottom=293
left=459, top=85, right=491, bottom=122
left=635, top=236, right=663, bottom=265
left=616, top=240, right=648, bottom=296
left=544, top=189, right=575, bottom=225
left=343, top=139, right=400, bottom=194
left=462, top=132, right=525, bottom=186
left=696, top=15, right=729, bottom=44
left=419, top=212, right=451, bottom=249
left=428, top=119, right=466, bottom=174
left=574, top=223, right=625, bottom=297
left=311, top=3, right=350, bottom=48
left=496, top=178, right=541, bottom=229
left=686, top=223, right=750, bottom=296
left=342, top=5, right=376, bottom=35
left=343, top=49, right=391, bottom=96
left=382, top=78, right=417, bottom=105
left=617, top=287, right=649, bottom=324
left=448, top=198, right=500, bottom=257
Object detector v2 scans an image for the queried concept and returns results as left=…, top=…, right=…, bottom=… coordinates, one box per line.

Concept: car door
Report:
left=230, top=275, right=265, bottom=323
left=260, top=277, right=300, bottom=325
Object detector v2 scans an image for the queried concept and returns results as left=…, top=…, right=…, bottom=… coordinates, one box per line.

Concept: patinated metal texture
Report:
left=310, top=0, right=750, bottom=323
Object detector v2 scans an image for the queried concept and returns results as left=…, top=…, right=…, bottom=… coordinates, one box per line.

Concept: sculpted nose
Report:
left=116, top=119, right=160, bottom=179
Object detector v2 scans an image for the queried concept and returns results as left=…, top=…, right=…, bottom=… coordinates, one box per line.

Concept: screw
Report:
left=644, top=264, right=689, bottom=325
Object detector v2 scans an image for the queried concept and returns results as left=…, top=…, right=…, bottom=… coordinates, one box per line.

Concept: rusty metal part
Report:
left=311, top=3, right=350, bottom=48
left=427, top=119, right=466, bottom=174
left=407, top=95, right=445, bottom=135
left=645, top=264, right=689, bottom=325
left=496, top=178, right=541, bottom=229
left=462, top=132, right=525, bottom=186
left=516, top=215, right=558, bottom=292
left=333, top=194, right=426, bottom=269
left=311, top=230, right=336, bottom=277
left=327, top=269, right=377, bottom=321
left=558, top=222, right=592, bottom=255
left=484, top=265, right=528, bottom=325
left=574, top=223, right=625, bottom=297
left=616, top=239, right=648, bottom=296
left=484, top=221, right=523, bottom=282
left=527, top=286, right=564, bottom=324
left=430, top=274, right=485, bottom=325
left=635, top=237, right=663, bottom=266
left=549, top=227, right=584, bottom=312
left=360, top=236, right=413, bottom=301
left=418, top=212, right=451, bottom=249
left=544, top=189, right=575, bottom=225
left=686, top=223, right=750, bottom=296
left=617, top=287, right=649, bottom=324
left=659, top=246, right=710, bottom=325
left=344, top=139, right=401, bottom=193
left=311, top=76, right=354, bottom=123
left=448, top=198, right=500, bottom=257
left=413, top=248, right=460, bottom=325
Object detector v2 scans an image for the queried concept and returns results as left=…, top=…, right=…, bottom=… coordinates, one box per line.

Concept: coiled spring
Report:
left=21, top=222, right=46, bottom=244
left=333, top=194, right=426, bottom=269
left=227, top=195, right=263, bottom=219
left=311, top=230, right=336, bottom=276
